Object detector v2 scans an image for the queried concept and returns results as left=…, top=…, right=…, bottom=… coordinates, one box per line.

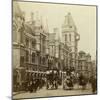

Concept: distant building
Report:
left=78, top=51, right=93, bottom=78
left=78, top=51, right=87, bottom=75
left=91, top=60, right=96, bottom=77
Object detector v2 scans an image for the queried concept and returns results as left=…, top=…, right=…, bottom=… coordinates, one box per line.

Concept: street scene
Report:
left=13, top=0, right=97, bottom=99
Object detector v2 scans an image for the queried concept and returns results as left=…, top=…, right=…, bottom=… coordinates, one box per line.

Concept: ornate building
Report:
left=62, top=12, right=80, bottom=71
left=13, top=2, right=26, bottom=86
left=13, top=2, right=49, bottom=87
left=48, top=27, right=71, bottom=71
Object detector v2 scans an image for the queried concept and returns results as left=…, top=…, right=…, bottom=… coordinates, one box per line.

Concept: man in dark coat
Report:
left=90, top=75, right=97, bottom=93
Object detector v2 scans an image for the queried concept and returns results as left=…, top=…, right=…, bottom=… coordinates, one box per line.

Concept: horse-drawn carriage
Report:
left=46, top=69, right=60, bottom=90
left=62, top=69, right=76, bottom=90
left=62, top=71, right=74, bottom=90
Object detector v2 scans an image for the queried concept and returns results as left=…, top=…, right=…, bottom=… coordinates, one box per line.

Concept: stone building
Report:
left=78, top=51, right=93, bottom=78
left=85, top=54, right=92, bottom=78
left=78, top=51, right=87, bottom=75
left=47, top=28, right=60, bottom=70
left=48, top=27, right=71, bottom=71
left=13, top=2, right=26, bottom=85
left=62, top=12, right=80, bottom=70
left=13, top=2, right=49, bottom=87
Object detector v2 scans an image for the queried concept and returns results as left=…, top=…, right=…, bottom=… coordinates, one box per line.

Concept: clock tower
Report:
left=62, top=12, right=80, bottom=70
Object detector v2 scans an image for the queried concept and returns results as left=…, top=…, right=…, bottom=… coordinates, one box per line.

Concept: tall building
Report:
left=13, top=2, right=26, bottom=86
left=62, top=12, right=80, bottom=70
left=48, top=27, right=70, bottom=70
left=13, top=2, right=49, bottom=88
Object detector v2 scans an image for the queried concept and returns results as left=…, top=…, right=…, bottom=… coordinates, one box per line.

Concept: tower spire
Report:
left=64, top=12, right=75, bottom=26
left=62, top=12, right=77, bottom=32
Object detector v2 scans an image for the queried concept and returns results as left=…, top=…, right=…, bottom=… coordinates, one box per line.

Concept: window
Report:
left=20, top=56, right=24, bottom=66
left=32, top=53, right=35, bottom=63
left=32, top=39, right=36, bottom=48
left=20, top=31, right=24, bottom=43
left=41, top=35, right=46, bottom=54
left=26, top=51, right=29, bottom=62
left=25, top=38, right=29, bottom=47
left=42, top=57, right=45, bottom=65
left=13, top=30, right=17, bottom=42
left=13, top=24, right=17, bottom=42
left=65, top=34, right=67, bottom=42
left=39, top=56, right=41, bottom=64
left=69, top=26, right=72, bottom=28
left=69, top=34, right=71, bottom=41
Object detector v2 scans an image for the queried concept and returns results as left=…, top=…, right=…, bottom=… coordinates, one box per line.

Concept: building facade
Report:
left=62, top=13, right=80, bottom=71
left=13, top=2, right=49, bottom=87
left=13, top=2, right=26, bottom=86
left=13, top=2, right=96, bottom=90
left=78, top=51, right=93, bottom=78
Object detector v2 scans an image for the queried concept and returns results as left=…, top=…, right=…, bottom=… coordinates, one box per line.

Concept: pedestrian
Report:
left=90, top=75, right=97, bottom=93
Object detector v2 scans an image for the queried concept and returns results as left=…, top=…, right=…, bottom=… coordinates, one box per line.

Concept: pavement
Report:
left=13, top=84, right=93, bottom=99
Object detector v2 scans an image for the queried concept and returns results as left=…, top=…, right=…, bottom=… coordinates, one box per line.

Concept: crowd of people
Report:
left=13, top=69, right=97, bottom=94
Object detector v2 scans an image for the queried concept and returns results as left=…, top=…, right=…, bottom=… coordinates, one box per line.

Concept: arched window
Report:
left=32, top=53, right=35, bottom=63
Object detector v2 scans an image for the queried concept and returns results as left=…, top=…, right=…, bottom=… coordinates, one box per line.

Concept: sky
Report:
left=15, top=1, right=96, bottom=60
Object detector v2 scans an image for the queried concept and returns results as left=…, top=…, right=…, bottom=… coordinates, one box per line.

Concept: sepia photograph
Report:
left=12, top=0, right=97, bottom=99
